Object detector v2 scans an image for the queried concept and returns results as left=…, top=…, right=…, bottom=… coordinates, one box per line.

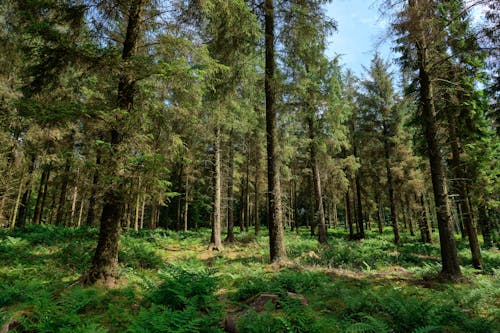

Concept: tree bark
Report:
left=383, top=124, right=400, bottom=244
left=265, top=0, right=286, bottom=262
left=345, top=190, right=354, bottom=239
left=209, top=127, right=223, bottom=251
left=9, top=174, right=25, bottom=230
left=84, top=0, right=145, bottom=286
left=226, top=130, right=235, bottom=242
left=56, top=156, right=71, bottom=226
left=254, top=139, right=261, bottom=236
left=85, top=152, right=100, bottom=226
left=375, top=190, right=384, bottom=234
left=411, top=0, right=462, bottom=278
left=183, top=174, right=189, bottom=232
left=33, top=167, right=50, bottom=225
left=448, top=117, right=483, bottom=269
left=308, top=117, right=327, bottom=244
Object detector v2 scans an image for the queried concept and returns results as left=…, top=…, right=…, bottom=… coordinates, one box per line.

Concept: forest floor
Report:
left=0, top=225, right=499, bottom=332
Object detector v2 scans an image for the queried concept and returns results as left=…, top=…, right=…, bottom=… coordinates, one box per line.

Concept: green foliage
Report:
left=129, top=265, right=223, bottom=333
left=237, top=296, right=337, bottom=333
left=1, top=225, right=499, bottom=333
left=119, top=237, right=164, bottom=270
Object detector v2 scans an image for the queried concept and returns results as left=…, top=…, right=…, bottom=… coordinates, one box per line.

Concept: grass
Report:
left=0, top=224, right=499, bottom=332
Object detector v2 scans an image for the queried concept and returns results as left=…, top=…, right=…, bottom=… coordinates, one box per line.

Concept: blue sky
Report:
left=323, top=0, right=485, bottom=78
left=324, top=0, right=393, bottom=77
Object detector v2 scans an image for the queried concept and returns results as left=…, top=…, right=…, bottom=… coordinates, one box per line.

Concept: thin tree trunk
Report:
left=448, top=117, right=483, bottom=269
left=184, top=175, right=189, bottom=232
left=245, top=137, right=250, bottom=232
left=375, top=190, right=384, bottom=234
left=70, top=186, right=78, bottom=227
left=9, top=174, right=25, bottom=230
left=406, top=196, right=415, bottom=236
left=140, top=195, right=146, bottom=230
left=308, top=117, right=327, bottom=244
left=478, top=206, right=492, bottom=247
left=85, top=153, right=100, bottom=226
left=33, top=167, right=50, bottom=225
left=418, top=194, right=432, bottom=243
left=345, top=190, right=354, bottom=239
left=209, top=127, right=223, bottom=251
left=77, top=199, right=84, bottom=227
left=56, top=156, right=71, bottom=226
left=226, top=130, right=235, bottom=242
left=383, top=128, right=400, bottom=244
left=254, top=143, right=261, bottom=236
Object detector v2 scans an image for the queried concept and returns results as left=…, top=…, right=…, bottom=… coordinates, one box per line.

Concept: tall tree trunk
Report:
left=265, top=0, right=286, bottom=262
left=140, top=195, right=146, bottom=230
left=478, top=205, right=492, bottom=248
left=383, top=126, right=400, bottom=244
left=375, top=189, right=384, bottom=234
left=351, top=124, right=365, bottom=238
left=209, top=127, right=223, bottom=251
left=183, top=175, right=189, bottom=232
left=17, top=157, right=35, bottom=228
left=355, top=174, right=364, bottom=238
left=84, top=0, right=145, bottom=286
left=70, top=186, right=78, bottom=227
left=412, top=0, right=462, bottom=278
left=226, top=130, right=235, bottom=242
left=9, top=174, right=25, bottom=230
left=254, top=141, right=261, bottom=236
left=56, top=156, right=71, bottom=226
left=77, top=199, right=84, bottom=227
left=345, top=190, right=354, bottom=239
left=134, top=177, right=141, bottom=232
left=406, top=196, right=415, bottom=236
left=85, top=152, right=100, bottom=226
left=448, top=117, right=483, bottom=269
left=308, top=117, right=327, bottom=244
left=33, top=167, right=50, bottom=225
left=418, top=194, right=432, bottom=243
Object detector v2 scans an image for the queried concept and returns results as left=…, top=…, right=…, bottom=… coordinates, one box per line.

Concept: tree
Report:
left=359, top=54, right=402, bottom=244
left=391, top=0, right=462, bottom=280
left=265, top=0, right=286, bottom=261
left=84, top=0, right=147, bottom=286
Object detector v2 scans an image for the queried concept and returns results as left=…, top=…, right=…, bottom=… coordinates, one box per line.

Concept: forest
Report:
left=0, top=0, right=499, bottom=332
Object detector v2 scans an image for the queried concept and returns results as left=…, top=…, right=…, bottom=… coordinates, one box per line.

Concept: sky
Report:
left=323, top=0, right=485, bottom=78
left=324, top=0, right=393, bottom=77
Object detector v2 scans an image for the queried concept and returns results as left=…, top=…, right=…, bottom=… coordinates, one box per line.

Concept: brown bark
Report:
left=56, top=156, right=71, bottom=226
left=448, top=117, right=483, bottom=269
left=411, top=0, right=461, bottom=278
left=209, top=127, right=223, bottom=251
left=226, top=130, right=235, bottom=242
left=308, top=117, right=327, bottom=244
left=375, top=190, right=384, bottom=234
left=84, top=0, right=145, bottom=286
left=85, top=153, right=100, bottom=226
left=351, top=121, right=365, bottom=239
left=265, top=0, right=286, bottom=262
left=345, top=191, right=354, bottom=239
left=33, top=167, right=50, bottom=225
left=254, top=141, right=261, bottom=236
left=383, top=124, right=400, bottom=244
left=418, top=194, right=432, bottom=243
left=9, top=174, right=25, bottom=230
left=183, top=175, right=189, bottom=232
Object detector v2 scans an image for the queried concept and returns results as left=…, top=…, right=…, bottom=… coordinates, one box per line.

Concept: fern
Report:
left=412, top=326, right=440, bottom=333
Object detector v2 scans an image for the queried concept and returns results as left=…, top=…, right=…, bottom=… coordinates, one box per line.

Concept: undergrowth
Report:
left=0, top=225, right=498, bottom=332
